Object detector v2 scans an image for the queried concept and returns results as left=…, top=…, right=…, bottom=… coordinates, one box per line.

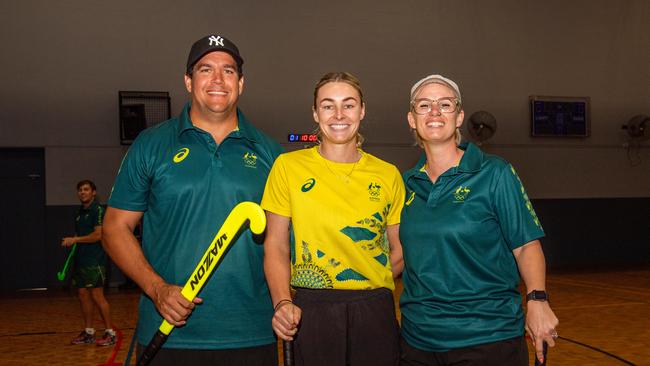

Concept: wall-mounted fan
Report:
left=622, top=114, right=650, bottom=141
left=621, top=114, right=649, bottom=167
left=467, top=111, right=497, bottom=145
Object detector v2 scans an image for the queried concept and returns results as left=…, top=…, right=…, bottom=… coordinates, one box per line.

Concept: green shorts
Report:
left=72, top=265, right=107, bottom=288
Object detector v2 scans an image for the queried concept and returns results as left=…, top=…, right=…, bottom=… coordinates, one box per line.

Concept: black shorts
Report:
left=400, top=336, right=528, bottom=366
left=293, top=287, right=400, bottom=366
left=135, top=342, right=277, bottom=366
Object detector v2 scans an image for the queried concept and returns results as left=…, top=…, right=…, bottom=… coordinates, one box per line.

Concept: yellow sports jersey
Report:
left=262, top=147, right=405, bottom=290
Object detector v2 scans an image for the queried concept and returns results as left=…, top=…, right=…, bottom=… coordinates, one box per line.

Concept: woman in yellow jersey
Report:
left=262, top=72, right=405, bottom=366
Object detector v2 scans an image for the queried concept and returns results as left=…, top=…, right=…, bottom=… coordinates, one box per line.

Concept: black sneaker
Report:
left=71, top=330, right=95, bottom=345
left=96, top=331, right=116, bottom=346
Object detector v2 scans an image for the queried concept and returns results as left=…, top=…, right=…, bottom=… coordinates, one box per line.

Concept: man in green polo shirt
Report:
left=63, top=179, right=116, bottom=346
left=103, top=34, right=282, bottom=365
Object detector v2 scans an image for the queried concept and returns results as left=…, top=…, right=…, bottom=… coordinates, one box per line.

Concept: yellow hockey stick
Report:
left=137, top=201, right=266, bottom=366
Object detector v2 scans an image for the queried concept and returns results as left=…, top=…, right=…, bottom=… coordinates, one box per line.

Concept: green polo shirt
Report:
left=399, top=142, right=544, bottom=352
left=108, top=103, right=282, bottom=350
left=74, top=200, right=106, bottom=267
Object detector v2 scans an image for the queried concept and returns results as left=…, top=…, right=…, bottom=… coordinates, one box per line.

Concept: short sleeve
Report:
left=260, top=154, right=292, bottom=217
left=386, top=165, right=406, bottom=226
left=493, top=163, right=544, bottom=250
left=107, top=135, right=151, bottom=212
left=94, top=204, right=105, bottom=227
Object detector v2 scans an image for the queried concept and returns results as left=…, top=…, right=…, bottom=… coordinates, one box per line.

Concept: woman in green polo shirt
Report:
left=398, top=74, right=559, bottom=366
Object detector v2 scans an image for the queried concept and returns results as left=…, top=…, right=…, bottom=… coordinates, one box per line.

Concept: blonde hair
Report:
left=313, top=72, right=365, bottom=147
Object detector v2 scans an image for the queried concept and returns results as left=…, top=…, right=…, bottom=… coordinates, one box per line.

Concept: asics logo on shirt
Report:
left=173, top=148, right=190, bottom=163
left=301, top=178, right=316, bottom=192
left=405, top=191, right=415, bottom=206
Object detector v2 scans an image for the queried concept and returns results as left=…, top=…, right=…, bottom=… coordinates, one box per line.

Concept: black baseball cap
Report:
left=186, top=35, right=244, bottom=75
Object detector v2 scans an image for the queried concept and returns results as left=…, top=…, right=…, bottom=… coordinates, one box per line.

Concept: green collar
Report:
left=80, top=199, right=99, bottom=211
left=456, top=142, right=483, bottom=173
left=176, top=102, right=258, bottom=143
left=408, top=142, right=484, bottom=181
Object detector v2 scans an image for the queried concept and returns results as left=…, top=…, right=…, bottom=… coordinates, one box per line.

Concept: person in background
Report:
left=63, top=179, right=116, bottom=346
left=399, top=74, right=559, bottom=366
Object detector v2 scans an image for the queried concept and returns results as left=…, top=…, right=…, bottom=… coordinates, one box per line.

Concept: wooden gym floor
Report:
left=0, top=268, right=648, bottom=365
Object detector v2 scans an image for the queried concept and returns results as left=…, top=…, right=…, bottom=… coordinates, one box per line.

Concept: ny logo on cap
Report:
left=208, top=35, right=224, bottom=47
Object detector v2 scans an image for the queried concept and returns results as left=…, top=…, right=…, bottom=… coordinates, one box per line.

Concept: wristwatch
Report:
left=526, top=290, right=549, bottom=302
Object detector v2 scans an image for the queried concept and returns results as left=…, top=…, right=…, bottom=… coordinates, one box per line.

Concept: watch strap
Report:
left=526, top=290, right=549, bottom=302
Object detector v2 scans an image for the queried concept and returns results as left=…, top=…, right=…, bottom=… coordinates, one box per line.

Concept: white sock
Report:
left=105, top=328, right=115, bottom=336
left=85, top=328, right=95, bottom=335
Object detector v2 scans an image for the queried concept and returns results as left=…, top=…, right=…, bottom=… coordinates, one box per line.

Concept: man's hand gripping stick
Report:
left=137, top=201, right=266, bottom=366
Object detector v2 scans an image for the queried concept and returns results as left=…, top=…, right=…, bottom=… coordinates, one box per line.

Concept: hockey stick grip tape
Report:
left=137, top=330, right=167, bottom=366
left=283, top=340, right=294, bottom=366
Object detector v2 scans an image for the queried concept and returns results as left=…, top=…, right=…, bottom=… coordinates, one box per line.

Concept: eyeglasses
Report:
left=411, top=97, right=460, bottom=114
